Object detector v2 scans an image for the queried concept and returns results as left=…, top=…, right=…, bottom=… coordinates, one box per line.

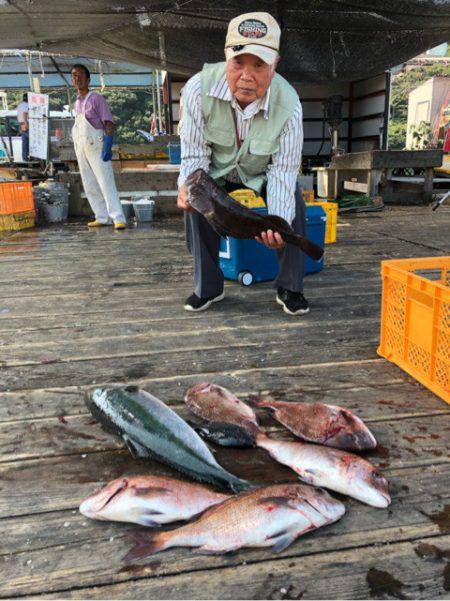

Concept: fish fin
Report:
left=271, top=532, right=298, bottom=553
left=122, top=434, right=151, bottom=458
left=122, top=531, right=168, bottom=562
left=258, top=496, right=294, bottom=509
left=229, top=477, right=254, bottom=494
left=138, top=517, right=162, bottom=528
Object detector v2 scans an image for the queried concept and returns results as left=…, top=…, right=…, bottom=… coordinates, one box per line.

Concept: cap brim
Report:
left=225, top=44, right=278, bottom=66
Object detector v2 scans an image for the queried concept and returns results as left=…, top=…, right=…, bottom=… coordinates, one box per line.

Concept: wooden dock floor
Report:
left=1, top=207, right=449, bottom=599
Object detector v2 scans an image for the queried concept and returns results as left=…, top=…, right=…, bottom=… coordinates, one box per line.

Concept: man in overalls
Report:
left=177, top=12, right=309, bottom=316
left=71, top=64, right=126, bottom=230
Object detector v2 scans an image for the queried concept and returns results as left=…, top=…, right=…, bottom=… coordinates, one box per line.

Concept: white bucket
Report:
left=132, top=198, right=155, bottom=222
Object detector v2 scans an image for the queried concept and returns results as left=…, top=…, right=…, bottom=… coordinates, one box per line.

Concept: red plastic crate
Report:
left=0, top=181, right=34, bottom=215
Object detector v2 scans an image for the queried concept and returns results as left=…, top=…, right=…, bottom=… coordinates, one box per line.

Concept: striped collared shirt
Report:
left=178, top=72, right=303, bottom=224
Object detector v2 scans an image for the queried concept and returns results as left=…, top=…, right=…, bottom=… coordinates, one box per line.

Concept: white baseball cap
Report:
left=225, top=12, right=280, bottom=66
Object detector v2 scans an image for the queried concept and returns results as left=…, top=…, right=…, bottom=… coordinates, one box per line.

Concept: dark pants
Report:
left=21, top=131, right=29, bottom=162
left=184, top=182, right=306, bottom=298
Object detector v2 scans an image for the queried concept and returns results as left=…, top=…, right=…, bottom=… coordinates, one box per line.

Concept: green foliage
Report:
left=102, top=89, right=153, bottom=143
left=4, top=88, right=153, bottom=143
left=389, top=63, right=449, bottom=149
left=388, top=120, right=407, bottom=150
left=410, top=120, right=432, bottom=149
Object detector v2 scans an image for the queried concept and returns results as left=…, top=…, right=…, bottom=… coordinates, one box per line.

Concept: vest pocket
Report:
left=246, top=139, right=279, bottom=175
left=204, top=125, right=235, bottom=168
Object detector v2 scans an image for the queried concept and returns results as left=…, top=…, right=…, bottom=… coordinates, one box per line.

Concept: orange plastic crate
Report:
left=0, top=181, right=34, bottom=215
left=378, top=257, right=450, bottom=404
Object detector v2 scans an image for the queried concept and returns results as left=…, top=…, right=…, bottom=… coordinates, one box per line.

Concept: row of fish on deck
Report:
left=80, top=383, right=390, bottom=560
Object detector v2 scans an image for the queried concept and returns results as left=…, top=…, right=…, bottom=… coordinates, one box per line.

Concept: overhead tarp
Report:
left=0, top=52, right=157, bottom=89
left=0, top=1, right=449, bottom=82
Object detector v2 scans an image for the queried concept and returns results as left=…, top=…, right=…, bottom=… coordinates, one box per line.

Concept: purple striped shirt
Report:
left=75, top=91, right=113, bottom=130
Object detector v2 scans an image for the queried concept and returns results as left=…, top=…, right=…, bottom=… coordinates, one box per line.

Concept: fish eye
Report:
left=124, top=385, right=139, bottom=393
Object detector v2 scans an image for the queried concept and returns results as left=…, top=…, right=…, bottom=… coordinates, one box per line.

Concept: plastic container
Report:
left=37, top=180, right=69, bottom=223
left=168, top=142, right=181, bottom=165
left=0, top=181, right=34, bottom=214
left=302, top=190, right=315, bottom=203
left=42, top=201, right=68, bottom=223
left=219, top=205, right=326, bottom=285
left=0, top=210, right=35, bottom=232
left=133, top=199, right=155, bottom=222
left=229, top=189, right=265, bottom=209
left=121, top=200, right=134, bottom=220
left=377, top=257, right=450, bottom=404
left=308, top=200, right=338, bottom=244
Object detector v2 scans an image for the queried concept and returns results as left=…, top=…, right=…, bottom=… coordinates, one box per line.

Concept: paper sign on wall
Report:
left=28, top=92, right=49, bottom=160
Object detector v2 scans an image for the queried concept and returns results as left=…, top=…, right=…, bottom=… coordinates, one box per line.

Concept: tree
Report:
left=102, top=89, right=153, bottom=143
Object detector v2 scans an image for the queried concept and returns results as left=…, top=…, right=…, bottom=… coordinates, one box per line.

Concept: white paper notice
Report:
left=28, top=92, right=49, bottom=160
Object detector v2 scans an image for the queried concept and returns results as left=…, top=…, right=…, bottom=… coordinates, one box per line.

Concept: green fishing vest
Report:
left=200, top=62, right=299, bottom=193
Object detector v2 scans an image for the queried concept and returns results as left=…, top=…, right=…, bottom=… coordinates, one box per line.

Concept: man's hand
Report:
left=255, top=230, right=285, bottom=249
left=101, top=134, right=114, bottom=162
left=177, top=184, right=194, bottom=212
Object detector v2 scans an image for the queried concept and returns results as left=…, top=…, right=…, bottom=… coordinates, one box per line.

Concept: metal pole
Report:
left=382, top=70, right=392, bottom=150
left=151, top=68, right=156, bottom=134
left=156, top=69, right=163, bottom=133
left=25, top=51, right=33, bottom=89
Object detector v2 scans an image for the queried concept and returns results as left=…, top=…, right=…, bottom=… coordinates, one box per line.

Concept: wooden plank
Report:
left=343, top=181, right=368, bottom=193
left=1, top=202, right=449, bottom=599
left=35, top=535, right=450, bottom=600
left=0, top=329, right=381, bottom=391
left=0, top=285, right=381, bottom=331
left=0, top=368, right=447, bottom=426
left=0, top=309, right=381, bottom=364
left=35, top=534, right=450, bottom=600
left=1, top=406, right=448, bottom=466
left=0, top=361, right=420, bottom=423
left=1, top=464, right=448, bottom=597
left=2, top=462, right=448, bottom=554
left=332, top=150, right=443, bottom=170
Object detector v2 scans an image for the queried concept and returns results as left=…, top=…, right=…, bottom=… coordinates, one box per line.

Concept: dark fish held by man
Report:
left=186, top=169, right=324, bottom=261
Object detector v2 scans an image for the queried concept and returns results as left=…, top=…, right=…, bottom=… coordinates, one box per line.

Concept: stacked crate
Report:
left=0, top=182, right=35, bottom=232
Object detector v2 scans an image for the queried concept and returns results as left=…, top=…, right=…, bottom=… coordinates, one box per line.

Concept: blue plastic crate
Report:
left=219, top=205, right=326, bottom=285
left=168, top=142, right=181, bottom=164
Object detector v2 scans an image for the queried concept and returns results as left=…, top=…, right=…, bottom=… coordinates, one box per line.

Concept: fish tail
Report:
left=122, top=530, right=171, bottom=562
left=283, top=232, right=324, bottom=261
left=228, top=477, right=254, bottom=493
